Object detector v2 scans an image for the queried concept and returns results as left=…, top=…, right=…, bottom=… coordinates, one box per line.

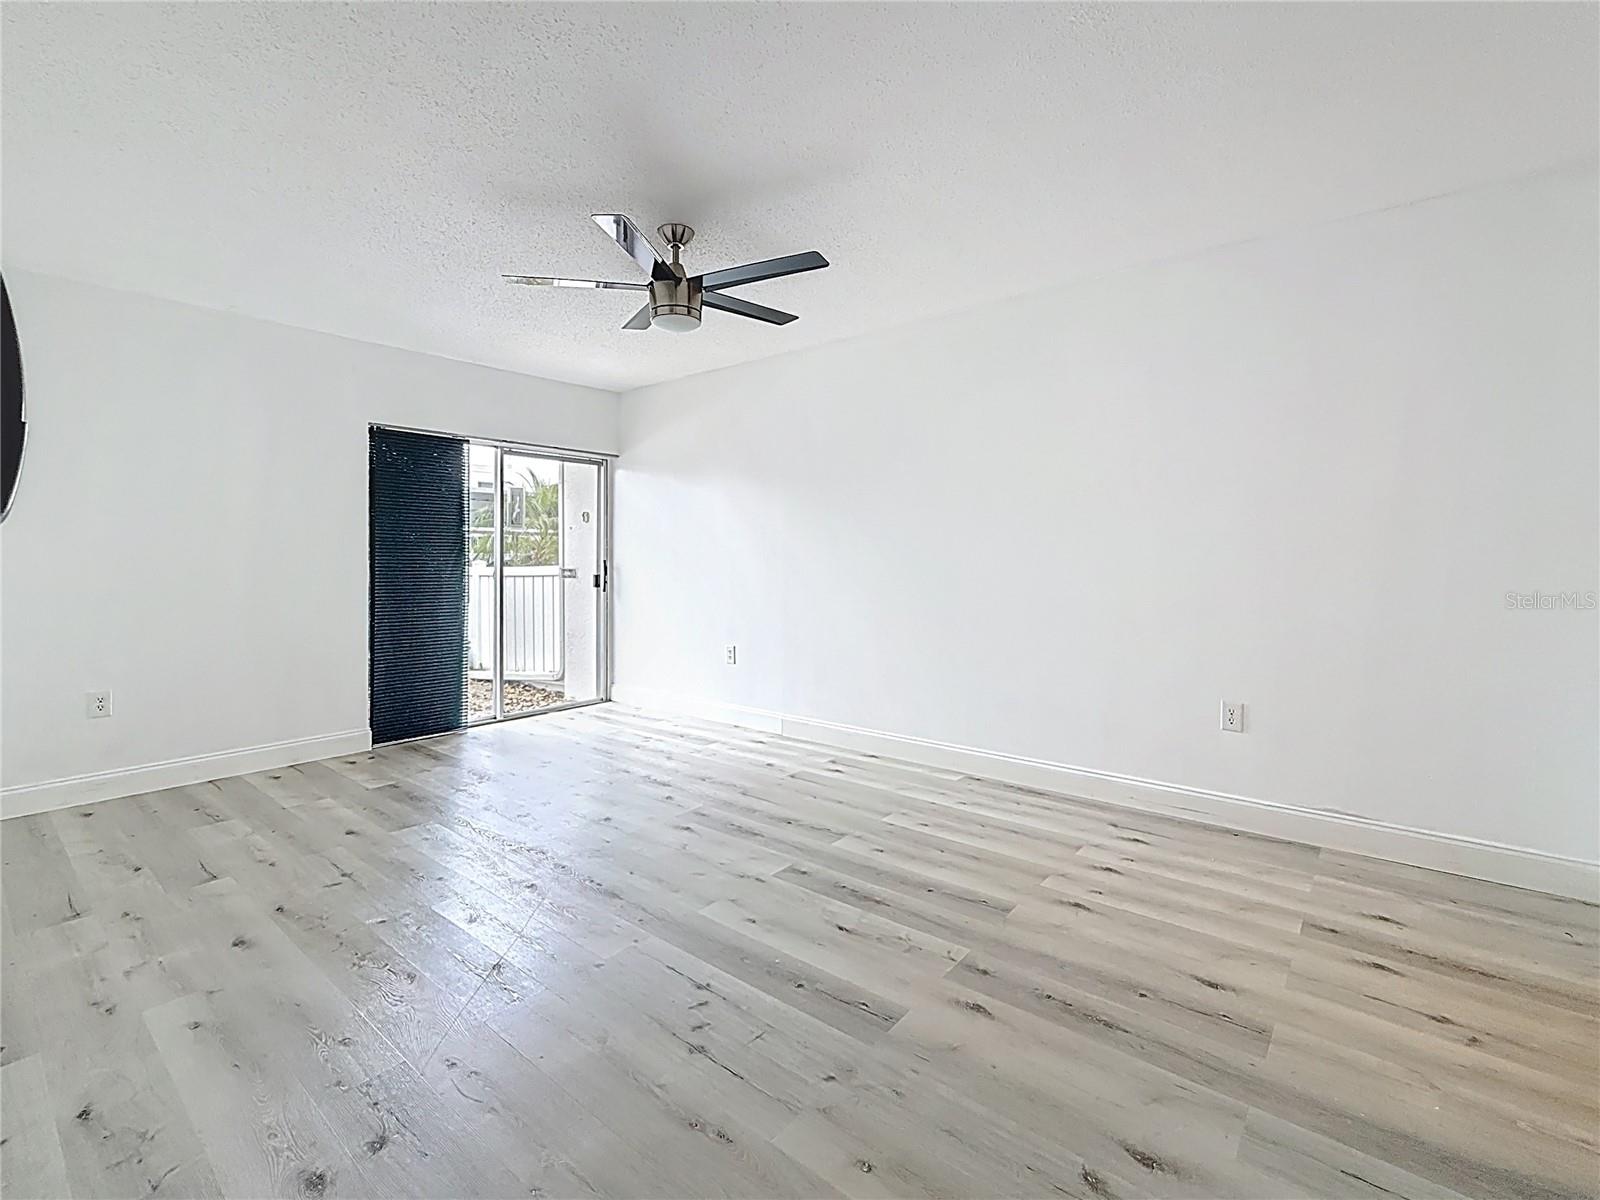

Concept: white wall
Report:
left=0, top=272, right=617, bottom=807
left=615, top=166, right=1599, bottom=872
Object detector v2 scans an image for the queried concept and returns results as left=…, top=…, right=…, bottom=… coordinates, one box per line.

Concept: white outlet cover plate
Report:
left=1220, top=700, right=1245, bottom=732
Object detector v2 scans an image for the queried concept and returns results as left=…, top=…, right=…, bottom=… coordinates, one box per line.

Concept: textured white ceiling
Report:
left=3, top=3, right=1596, bottom=392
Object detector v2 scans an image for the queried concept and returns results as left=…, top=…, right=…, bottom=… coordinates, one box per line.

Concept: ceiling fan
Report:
left=504, top=214, right=828, bottom=333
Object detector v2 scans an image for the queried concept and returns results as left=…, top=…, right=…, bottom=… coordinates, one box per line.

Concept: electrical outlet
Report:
left=86, top=689, right=113, bottom=719
left=725, top=645, right=738, bottom=665
left=1220, top=700, right=1245, bottom=733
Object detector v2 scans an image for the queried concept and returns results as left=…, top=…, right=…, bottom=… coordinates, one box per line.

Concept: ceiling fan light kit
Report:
left=504, top=214, right=827, bottom=333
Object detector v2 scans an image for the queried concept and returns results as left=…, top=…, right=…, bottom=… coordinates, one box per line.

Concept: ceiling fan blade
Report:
left=698, top=251, right=828, bottom=292
left=703, top=291, right=798, bottom=325
left=621, top=302, right=654, bottom=330
left=592, top=214, right=671, bottom=280
left=502, top=275, right=647, bottom=290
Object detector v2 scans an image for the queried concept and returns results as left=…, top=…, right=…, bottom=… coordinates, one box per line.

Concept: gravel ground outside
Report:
left=468, top=678, right=565, bottom=720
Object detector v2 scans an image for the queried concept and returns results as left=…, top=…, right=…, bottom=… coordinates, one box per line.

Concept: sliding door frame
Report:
left=370, top=424, right=613, bottom=729
left=490, top=444, right=506, bottom=716
left=475, top=438, right=612, bottom=724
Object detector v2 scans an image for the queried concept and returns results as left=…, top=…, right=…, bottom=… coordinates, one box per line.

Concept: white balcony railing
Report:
left=468, top=566, right=562, bottom=680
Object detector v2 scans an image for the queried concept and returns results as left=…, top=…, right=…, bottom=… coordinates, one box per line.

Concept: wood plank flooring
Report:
left=2, top=705, right=1596, bottom=1199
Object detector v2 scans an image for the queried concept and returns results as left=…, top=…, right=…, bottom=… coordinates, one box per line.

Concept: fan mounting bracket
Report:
left=657, top=222, right=695, bottom=251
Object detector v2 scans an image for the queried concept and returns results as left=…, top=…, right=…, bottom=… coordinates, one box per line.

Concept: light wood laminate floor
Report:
left=2, top=706, right=1596, bottom=1200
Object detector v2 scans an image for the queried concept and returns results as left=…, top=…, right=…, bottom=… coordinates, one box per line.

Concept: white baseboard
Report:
left=0, top=729, right=373, bottom=821
left=611, top=685, right=1599, bottom=902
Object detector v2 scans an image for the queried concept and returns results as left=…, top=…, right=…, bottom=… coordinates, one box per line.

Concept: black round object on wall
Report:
left=1, top=274, right=24, bottom=522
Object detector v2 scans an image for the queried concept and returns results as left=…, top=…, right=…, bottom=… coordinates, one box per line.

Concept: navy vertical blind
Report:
left=369, top=427, right=468, bottom=744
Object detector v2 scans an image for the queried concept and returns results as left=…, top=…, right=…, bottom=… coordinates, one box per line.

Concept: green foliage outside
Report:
left=470, top=464, right=559, bottom=566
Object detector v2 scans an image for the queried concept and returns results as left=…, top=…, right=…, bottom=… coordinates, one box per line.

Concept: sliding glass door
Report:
left=467, top=443, right=608, bottom=723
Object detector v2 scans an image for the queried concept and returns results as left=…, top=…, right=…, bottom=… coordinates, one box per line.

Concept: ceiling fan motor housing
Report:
left=649, top=275, right=702, bottom=331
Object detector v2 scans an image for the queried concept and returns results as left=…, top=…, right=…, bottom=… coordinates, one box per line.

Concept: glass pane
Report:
left=466, top=444, right=497, bottom=721
left=500, top=455, right=602, bottom=716
left=554, top=460, right=603, bottom=707
left=503, top=530, right=554, bottom=568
